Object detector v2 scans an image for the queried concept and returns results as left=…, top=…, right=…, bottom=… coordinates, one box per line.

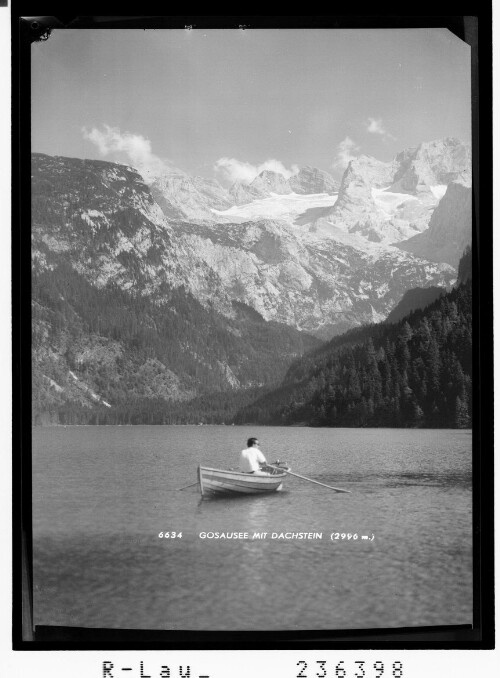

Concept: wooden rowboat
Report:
left=198, top=464, right=289, bottom=498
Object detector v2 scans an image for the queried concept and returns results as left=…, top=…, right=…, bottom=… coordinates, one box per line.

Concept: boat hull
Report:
left=198, top=465, right=288, bottom=497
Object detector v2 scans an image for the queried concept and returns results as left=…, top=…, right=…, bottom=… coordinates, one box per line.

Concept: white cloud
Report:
left=333, top=136, right=360, bottom=169
left=82, top=125, right=168, bottom=180
left=214, top=157, right=299, bottom=184
left=365, top=118, right=396, bottom=141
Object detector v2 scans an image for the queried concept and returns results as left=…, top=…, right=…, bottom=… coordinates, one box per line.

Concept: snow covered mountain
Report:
left=32, top=137, right=470, bottom=339
left=389, top=137, right=471, bottom=194
left=149, top=165, right=340, bottom=218
left=321, top=137, right=471, bottom=248
left=229, top=170, right=294, bottom=206
left=150, top=169, right=233, bottom=221
left=211, top=191, right=336, bottom=223
left=147, top=138, right=471, bottom=251
left=31, top=140, right=470, bottom=419
left=32, top=151, right=457, bottom=341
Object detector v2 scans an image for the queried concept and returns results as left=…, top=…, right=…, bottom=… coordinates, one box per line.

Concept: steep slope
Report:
left=175, top=217, right=455, bottom=338
left=252, top=169, right=292, bottom=194
left=229, top=170, right=292, bottom=205
left=385, top=244, right=472, bottom=325
left=397, top=181, right=472, bottom=267
left=32, top=268, right=320, bottom=424
left=150, top=170, right=233, bottom=221
left=229, top=180, right=269, bottom=206
left=321, top=138, right=471, bottom=250
left=235, top=279, right=472, bottom=428
left=389, top=137, right=471, bottom=194
left=32, top=152, right=457, bottom=342
left=323, top=155, right=435, bottom=244
left=289, top=166, right=338, bottom=194
left=32, top=153, right=185, bottom=293
left=32, top=149, right=471, bottom=423
left=385, top=286, right=444, bottom=323
left=324, top=156, right=394, bottom=238
left=457, top=245, right=472, bottom=284
left=31, top=153, right=321, bottom=422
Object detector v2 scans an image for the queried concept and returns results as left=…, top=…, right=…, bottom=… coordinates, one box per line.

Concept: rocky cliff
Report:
left=31, top=154, right=321, bottom=419
left=397, top=181, right=472, bottom=267
left=290, top=165, right=339, bottom=194
left=229, top=170, right=291, bottom=205
left=32, top=152, right=457, bottom=338
left=150, top=170, right=233, bottom=221
left=252, top=169, right=292, bottom=194
left=321, top=137, right=471, bottom=248
left=390, top=137, right=471, bottom=194
left=174, top=217, right=455, bottom=338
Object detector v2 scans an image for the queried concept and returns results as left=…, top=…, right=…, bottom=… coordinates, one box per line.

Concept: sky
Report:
left=31, top=28, right=471, bottom=183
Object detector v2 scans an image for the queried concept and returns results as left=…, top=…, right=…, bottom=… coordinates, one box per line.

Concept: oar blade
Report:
left=176, top=480, right=200, bottom=491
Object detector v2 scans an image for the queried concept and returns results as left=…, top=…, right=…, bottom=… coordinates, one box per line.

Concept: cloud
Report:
left=333, top=136, right=360, bottom=169
left=82, top=125, right=168, bottom=179
left=214, top=157, right=299, bottom=184
left=365, top=118, right=396, bottom=141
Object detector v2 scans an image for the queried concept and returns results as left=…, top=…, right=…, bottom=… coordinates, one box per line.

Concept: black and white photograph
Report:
left=25, top=21, right=485, bottom=645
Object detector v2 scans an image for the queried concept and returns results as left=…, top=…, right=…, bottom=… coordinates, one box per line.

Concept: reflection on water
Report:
left=33, top=426, right=472, bottom=630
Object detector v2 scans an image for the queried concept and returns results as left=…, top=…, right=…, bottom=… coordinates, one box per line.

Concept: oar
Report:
left=177, top=480, right=200, bottom=491
left=268, top=465, right=351, bottom=494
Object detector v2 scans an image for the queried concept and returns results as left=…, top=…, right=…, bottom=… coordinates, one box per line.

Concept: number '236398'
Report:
left=296, top=660, right=403, bottom=677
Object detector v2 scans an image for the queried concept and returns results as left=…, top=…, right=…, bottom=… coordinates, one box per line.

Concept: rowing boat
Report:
left=198, top=464, right=289, bottom=498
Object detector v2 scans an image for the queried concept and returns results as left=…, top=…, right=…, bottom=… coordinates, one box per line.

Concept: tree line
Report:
left=235, top=278, right=472, bottom=428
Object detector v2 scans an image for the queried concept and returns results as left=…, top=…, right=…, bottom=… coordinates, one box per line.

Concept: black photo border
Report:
left=12, top=6, right=494, bottom=651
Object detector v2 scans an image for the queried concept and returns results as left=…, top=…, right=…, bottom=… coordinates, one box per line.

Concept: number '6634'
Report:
left=158, top=531, right=183, bottom=538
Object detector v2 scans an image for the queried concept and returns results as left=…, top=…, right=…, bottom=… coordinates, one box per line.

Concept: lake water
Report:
left=32, top=426, right=472, bottom=631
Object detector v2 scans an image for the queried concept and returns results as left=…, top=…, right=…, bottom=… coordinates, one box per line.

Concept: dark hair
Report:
left=247, top=437, right=258, bottom=447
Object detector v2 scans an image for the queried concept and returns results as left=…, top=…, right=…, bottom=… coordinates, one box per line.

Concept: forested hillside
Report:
left=235, top=278, right=472, bottom=428
left=32, top=264, right=319, bottom=424
left=385, top=286, right=444, bottom=324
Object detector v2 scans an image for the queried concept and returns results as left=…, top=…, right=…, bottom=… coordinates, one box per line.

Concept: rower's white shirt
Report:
left=240, top=446, right=266, bottom=472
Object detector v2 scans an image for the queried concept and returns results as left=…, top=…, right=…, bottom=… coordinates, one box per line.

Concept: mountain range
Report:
left=148, top=164, right=339, bottom=222
left=31, top=136, right=472, bottom=422
left=320, top=137, right=471, bottom=263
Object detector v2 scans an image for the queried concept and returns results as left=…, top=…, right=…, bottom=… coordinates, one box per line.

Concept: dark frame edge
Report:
left=12, top=8, right=494, bottom=651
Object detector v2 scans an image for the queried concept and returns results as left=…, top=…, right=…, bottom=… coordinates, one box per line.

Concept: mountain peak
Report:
left=319, top=136, right=471, bottom=247
left=151, top=170, right=233, bottom=221
left=342, top=154, right=395, bottom=188
left=251, top=170, right=291, bottom=195
left=390, top=137, right=471, bottom=193
left=257, top=169, right=288, bottom=180
left=289, top=166, right=339, bottom=195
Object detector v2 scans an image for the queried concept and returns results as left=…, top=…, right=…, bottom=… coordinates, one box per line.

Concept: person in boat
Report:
left=240, top=437, right=271, bottom=475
